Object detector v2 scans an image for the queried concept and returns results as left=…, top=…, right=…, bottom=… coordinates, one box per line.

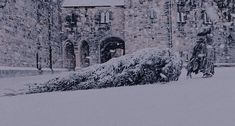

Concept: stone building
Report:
left=172, top=0, right=235, bottom=63
left=1, top=0, right=234, bottom=71
left=62, top=0, right=173, bottom=69
left=62, top=0, right=235, bottom=69
left=0, top=0, right=63, bottom=69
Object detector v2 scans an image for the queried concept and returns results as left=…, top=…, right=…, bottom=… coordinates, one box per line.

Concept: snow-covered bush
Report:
left=27, top=48, right=183, bottom=94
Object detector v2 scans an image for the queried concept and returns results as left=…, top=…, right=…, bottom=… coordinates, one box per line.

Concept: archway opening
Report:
left=80, top=41, right=90, bottom=67
left=100, top=37, right=125, bottom=63
left=64, top=41, right=76, bottom=70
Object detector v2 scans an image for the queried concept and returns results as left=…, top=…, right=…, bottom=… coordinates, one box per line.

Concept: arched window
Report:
left=100, top=11, right=111, bottom=24
left=100, top=37, right=125, bottom=63
left=149, top=8, right=156, bottom=19
left=80, top=41, right=90, bottom=67
left=105, top=12, right=110, bottom=23
left=64, top=41, right=76, bottom=70
left=100, top=12, right=106, bottom=23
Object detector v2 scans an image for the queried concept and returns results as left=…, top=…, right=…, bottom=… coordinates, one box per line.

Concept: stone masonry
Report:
left=62, top=0, right=173, bottom=69
left=62, top=0, right=235, bottom=69
left=1, top=0, right=235, bottom=70
left=172, top=0, right=235, bottom=63
left=0, top=0, right=63, bottom=68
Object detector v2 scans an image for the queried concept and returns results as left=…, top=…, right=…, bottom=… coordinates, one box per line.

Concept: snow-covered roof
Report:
left=62, top=0, right=125, bottom=8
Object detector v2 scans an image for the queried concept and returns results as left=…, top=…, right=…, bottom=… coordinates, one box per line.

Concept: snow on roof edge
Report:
left=62, top=0, right=125, bottom=8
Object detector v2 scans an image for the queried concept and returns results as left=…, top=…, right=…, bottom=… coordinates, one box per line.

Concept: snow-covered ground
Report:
left=0, top=67, right=235, bottom=126
left=0, top=72, right=71, bottom=96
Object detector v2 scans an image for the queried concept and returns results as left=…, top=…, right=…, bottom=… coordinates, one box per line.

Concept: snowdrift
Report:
left=27, top=48, right=183, bottom=94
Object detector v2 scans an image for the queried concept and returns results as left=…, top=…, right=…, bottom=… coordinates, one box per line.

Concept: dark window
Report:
left=0, top=0, right=7, bottom=8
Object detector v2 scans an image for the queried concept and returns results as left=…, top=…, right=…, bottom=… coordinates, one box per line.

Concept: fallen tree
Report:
left=27, top=48, right=183, bottom=94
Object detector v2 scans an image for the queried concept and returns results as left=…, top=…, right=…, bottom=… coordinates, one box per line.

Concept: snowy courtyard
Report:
left=0, top=67, right=235, bottom=126
left=1, top=0, right=235, bottom=125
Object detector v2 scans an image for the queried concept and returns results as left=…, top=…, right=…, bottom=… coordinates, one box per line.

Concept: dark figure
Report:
left=187, top=29, right=215, bottom=78
left=186, top=38, right=207, bottom=78
left=202, top=36, right=215, bottom=77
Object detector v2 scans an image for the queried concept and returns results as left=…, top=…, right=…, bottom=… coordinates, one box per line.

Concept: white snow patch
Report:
left=63, top=0, right=125, bottom=7
left=0, top=72, right=71, bottom=96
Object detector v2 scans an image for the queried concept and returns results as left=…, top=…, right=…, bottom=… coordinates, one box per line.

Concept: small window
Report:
left=0, top=0, right=7, bottom=8
left=139, top=0, right=144, bottom=4
left=190, top=0, right=196, bottom=8
left=177, top=12, right=186, bottom=23
left=150, top=9, right=155, bottom=19
left=105, top=12, right=110, bottom=23
left=100, top=11, right=111, bottom=24
left=176, top=0, right=185, bottom=5
left=100, top=12, right=106, bottom=23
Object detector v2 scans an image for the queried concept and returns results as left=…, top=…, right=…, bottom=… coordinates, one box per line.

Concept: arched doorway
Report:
left=64, top=41, right=76, bottom=70
left=100, top=37, right=125, bottom=63
left=80, top=41, right=90, bottom=67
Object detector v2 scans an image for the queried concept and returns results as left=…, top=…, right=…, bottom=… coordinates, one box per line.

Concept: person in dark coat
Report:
left=187, top=28, right=215, bottom=78
left=186, top=37, right=207, bottom=77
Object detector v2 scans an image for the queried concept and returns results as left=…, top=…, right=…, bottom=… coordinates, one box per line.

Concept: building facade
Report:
left=62, top=0, right=174, bottom=69
left=1, top=0, right=235, bottom=70
left=62, top=0, right=235, bottom=69
left=172, top=0, right=235, bottom=63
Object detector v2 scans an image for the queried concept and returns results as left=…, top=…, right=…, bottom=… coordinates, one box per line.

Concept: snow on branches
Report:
left=27, top=48, right=183, bottom=94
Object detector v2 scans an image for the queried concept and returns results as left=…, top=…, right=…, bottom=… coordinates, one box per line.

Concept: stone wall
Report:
left=1, top=0, right=235, bottom=71
left=61, top=0, right=235, bottom=68
left=172, top=0, right=235, bottom=63
left=124, top=0, right=171, bottom=54
left=62, top=0, right=172, bottom=68
left=62, top=6, right=126, bottom=68
left=0, top=0, right=63, bottom=68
